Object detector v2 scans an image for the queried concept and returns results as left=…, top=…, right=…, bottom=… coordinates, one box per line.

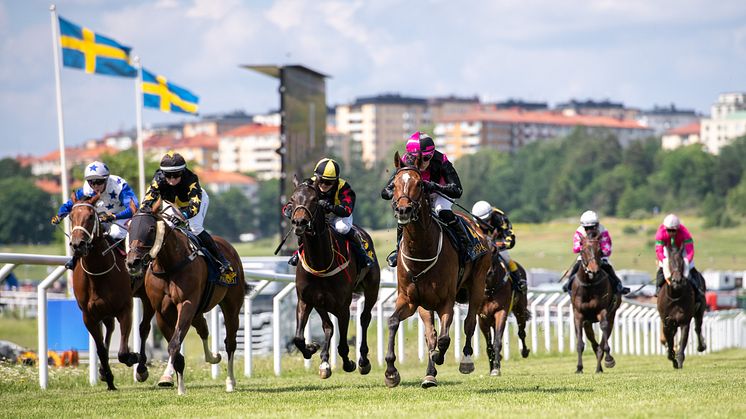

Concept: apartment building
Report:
left=700, top=93, right=746, bottom=154
left=661, top=122, right=701, bottom=150
left=556, top=99, right=640, bottom=120
left=145, top=133, right=220, bottom=170
left=219, top=124, right=281, bottom=180
left=638, top=105, right=700, bottom=135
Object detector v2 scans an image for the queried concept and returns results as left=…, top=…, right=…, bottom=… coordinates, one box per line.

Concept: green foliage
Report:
left=205, top=188, right=254, bottom=241
left=72, top=149, right=161, bottom=198
left=0, top=177, right=56, bottom=244
left=255, top=178, right=281, bottom=239
left=0, top=158, right=31, bottom=178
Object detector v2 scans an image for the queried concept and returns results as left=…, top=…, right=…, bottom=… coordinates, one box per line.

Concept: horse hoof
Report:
left=359, top=360, right=371, bottom=375
left=672, top=360, right=679, bottom=369
left=421, top=375, right=437, bottom=389
left=595, top=368, right=603, bottom=374
left=384, top=371, right=401, bottom=388
left=459, top=361, right=475, bottom=374
left=107, top=384, right=117, bottom=391
left=226, top=378, right=236, bottom=393
left=698, top=344, right=707, bottom=352
left=319, top=362, right=332, bottom=379
left=158, top=375, right=174, bottom=387
left=575, top=368, right=583, bottom=374
left=209, top=353, right=222, bottom=365
left=490, top=369, right=501, bottom=377
left=136, top=369, right=149, bottom=383
left=343, top=360, right=357, bottom=373
left=604, top=358, right=616, bottom=369
left=521, top=348, right=530, bottom=358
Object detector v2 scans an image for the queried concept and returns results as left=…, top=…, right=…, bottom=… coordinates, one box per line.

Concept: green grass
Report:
left=1, top=348, right=744, bottom=418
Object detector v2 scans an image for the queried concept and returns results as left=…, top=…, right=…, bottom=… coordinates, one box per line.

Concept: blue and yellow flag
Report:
left=142, top=69, right=199, bottom=115
left=58, top=16, right=136, bottom=78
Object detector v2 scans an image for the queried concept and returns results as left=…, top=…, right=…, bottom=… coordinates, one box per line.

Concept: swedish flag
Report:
left=58, top=16, right=136, bottom=78
left=142, top=69, right=199, bottom=115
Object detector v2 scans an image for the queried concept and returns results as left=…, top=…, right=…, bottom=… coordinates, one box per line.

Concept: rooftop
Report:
left=664, top=121, right=701, bottom=136
left=439, top=109, right=651, bottom=130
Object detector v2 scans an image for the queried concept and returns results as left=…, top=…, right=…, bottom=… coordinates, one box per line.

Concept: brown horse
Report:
left=385, top=152, right=490, bottom=388
left=287, top=177, right=381, bottom=379
left=68, top=194, right=153, bottom=390
left=478, top=245, right=530, bottom=376
left=570, top=233, right=621, bottom=374
left=125, top=199, right=246, bottom=395
left=657, top=242, right=707, bottom=369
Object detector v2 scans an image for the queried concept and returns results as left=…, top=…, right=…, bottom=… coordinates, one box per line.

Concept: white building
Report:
left=700, top=93, right=746, bottom=154
left=219, top=124, right=281, bottom=180
left=661, top=122, right=701, bottom=150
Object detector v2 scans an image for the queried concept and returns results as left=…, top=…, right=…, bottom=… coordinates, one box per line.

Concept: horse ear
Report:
left=71, top=192, right=77, bottom=203
left=152, top=198, right=162, bottom=214
left=394, top=151, right=401, bottom=169
left=129, top=200, right=138, bottom=214
left=293, top=174, right=300, bottom=188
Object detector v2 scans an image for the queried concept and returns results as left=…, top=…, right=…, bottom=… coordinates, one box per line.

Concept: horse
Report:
left=385, top=151, right=491, bottom=388
left=125, top=199, right=246, bottom=395
left=570, top=232, right=621, bottom=374
left=67, top=194, right=153, bottom=390
left=657, top=242, right=707, bottom=369
left=478, top=244, right=530, bottom=376
left=287, top=176, right=381, bottom=379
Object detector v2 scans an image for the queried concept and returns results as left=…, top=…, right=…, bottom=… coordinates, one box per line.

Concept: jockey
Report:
left=287, top=158, right=374, bottom=269
left=50, top=161, right=138, bottom=270
left=655, top=214, right=706, bottom=304
left=563, top=210, right=630, bottom=295
left=381, top=131, right=468, bottom=267
left=471, top=201, right=527, bottom=293
left=141, top=151, right=236, bottom=281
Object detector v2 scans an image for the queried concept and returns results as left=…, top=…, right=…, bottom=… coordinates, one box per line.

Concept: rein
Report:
left=400, top=224, right=443, bottom=282
left=70, top=203, right=120, bottom=276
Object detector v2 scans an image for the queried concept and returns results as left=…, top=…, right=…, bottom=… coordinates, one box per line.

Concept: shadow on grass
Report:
left=475, top=386, right=593, bottom=395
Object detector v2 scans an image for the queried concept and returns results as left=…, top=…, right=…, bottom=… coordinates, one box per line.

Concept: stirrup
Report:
left=288, top=253, right=299, bottom=266
left=386, top=250, right=398, bottom=268
left=64, top=258, right=76, bottom=270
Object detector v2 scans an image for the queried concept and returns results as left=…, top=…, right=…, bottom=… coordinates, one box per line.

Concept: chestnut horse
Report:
left=657, top=242, right=707, bottom=369
left=570, top=232, right=621, bottom=374
left=126, top=199, right=246, bottom=395
left=478, top=245, right=530, bottom=376
left=68, top=194, right=153, bottom=390
left=385, top=152, right=490, bottom=388
left=287, top=177, right=381, bottom=379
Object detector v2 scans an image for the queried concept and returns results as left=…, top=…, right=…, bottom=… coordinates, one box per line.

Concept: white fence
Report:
left=1, top=252, right=745, bottom=390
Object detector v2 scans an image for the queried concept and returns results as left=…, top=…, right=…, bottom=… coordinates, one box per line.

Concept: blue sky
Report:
left=2, top=0, right=745, bottom=157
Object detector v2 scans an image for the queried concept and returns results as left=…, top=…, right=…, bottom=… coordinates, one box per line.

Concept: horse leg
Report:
left=432, top=304, right=453, bottom=366
left=514, top=299, right=531, bottom=358
left=459, top=282, right=485, bottom=375
left=316, top=310, right=335, bottom=379
left=492, top=309, right=508, bottom=377
left=115, top=304, right=139, bottom=367
left=677, top=323, right=690, bottom=369
left=220, top=302, right=241, bottom=392
left=103, top=317, right=115, bottom=357
left=169, top=301, right=198, bottom=395
left=357, top=294, right=376, bottom=375
left=155, top=307, right=177, bottom=388
left=191, top=314, right=222, bottom=364
left=664, top=323, right=677, bottom=368
left=418, top=308, right=438, bottom=388
left=573, top=313, right=585, bottom=374
left=478, top=314, right=495, bottom=375
left=335, top=308, right=357, bottom=374
left=603, top=309, right=617, bottom=368
left=384, top=297, right=416, bottom=388
left=83, top=314, right=116, bottom=390
left=293, top=299, right=319, bottom=359
left=135, top=298, right=153, bottom=383
left=695, top=305, right=707, bottom=352
left=594, top=311, right=610, bottom=374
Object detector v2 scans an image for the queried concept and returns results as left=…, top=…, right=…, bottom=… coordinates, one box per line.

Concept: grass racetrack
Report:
left=1, top=348, right=745, bottom=418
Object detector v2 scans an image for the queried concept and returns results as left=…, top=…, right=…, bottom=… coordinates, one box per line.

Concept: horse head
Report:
left=665, top=243, right=687, bottom=291
left=126, top=199, right=164, bottom=277
left=69, top=193, right=102, bottom=258
left=579, top=232, right=603, bottom=280
left=288, top=175, right=324, bottom=237
left=391, top=151, right=427, bottom=225
left=485, top=243, right=503, bottom=287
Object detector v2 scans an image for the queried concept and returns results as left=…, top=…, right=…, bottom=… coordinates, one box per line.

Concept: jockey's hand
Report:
left=423, top=180, right=440, bottom=193
left=181, top=210, right=190, bottom=220
left=98, top=212, right=116, bottom=223
left=318, top=200, right=333, bottom=212
left=50, top=215, right=62, bottom=225
left=282, top=203, right=292, bottom=218
left=494, top=241, right=507, bottom=250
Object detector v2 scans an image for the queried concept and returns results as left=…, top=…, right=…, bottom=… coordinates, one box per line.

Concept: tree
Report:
left=73, top=150, right=161, bottom=198
left=0, top=177, right=56, bottom=244
left=205, top=188, right=253, bottom=241
left=0, top=158, right=31, bottom=178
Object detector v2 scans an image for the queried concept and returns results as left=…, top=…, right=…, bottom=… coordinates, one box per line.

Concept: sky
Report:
left=1, top=0, right=746, bottom=157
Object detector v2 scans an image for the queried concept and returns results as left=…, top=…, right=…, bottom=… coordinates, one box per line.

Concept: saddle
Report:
left=183, top=229, right=237, bottom=287
left=435, top=214, right=488, bottom=263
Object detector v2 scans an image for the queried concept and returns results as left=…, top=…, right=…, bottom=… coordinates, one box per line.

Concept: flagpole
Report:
left=134, top=56, right=145, bottom=200
left=49, top=4, right=72, bottom=267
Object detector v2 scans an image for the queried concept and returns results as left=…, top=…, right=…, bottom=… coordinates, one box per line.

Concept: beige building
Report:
left=661, top=122, right=701, bottom=150
left=700, top=93, right=746, bottom=154
left=145, top=134, right=220, bottom=170
left=219, top=124, right=281, bottom=180
left=183, top=112, right=254, bottom=138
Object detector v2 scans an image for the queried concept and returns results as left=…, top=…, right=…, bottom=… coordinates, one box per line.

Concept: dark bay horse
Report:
left=68, top=194, right=153, bottom=390
left=287, top=177, right=381, bottom=379
left=478, top=245, right=530, bottom=376
left=126, top=199, right=246, bottom=395
left=385, top=152, right=490, bottom=388
left=570, top=233, right=621, bottom=374
left=657, top=242, right=706, bottom=369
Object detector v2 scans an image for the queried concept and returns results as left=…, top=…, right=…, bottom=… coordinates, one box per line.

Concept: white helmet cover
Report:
left=472, top=201, right=492, bottom=220
left=663, top=213, right=680, bottom=229
left=84, top=161, right=110, bottom=180
left=580, top=210, right=599, bottom=227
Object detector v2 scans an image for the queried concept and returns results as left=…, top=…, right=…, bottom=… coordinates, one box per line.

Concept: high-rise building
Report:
left=701, top=93, right=746, bottom=154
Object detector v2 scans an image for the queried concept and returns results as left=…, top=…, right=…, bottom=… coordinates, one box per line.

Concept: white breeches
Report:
left=431, top=193, right=453, bottom=214
left=330, top=214, right=353, bottom=235
left=188, top=190, right=209, bottom=235
left=499, top=249, right=512, bottom=264
left=105, top=219, right=129, bottom=240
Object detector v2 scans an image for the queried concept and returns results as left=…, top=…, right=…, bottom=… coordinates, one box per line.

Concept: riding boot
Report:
left=197, top=231, right=235, bottom=279
left=562, top=261, right=580, bottom=293
left=689, top=267, right=707, bottom=308
left=288, top=238, right=302, bottom=266
left=64, top=255, right=78, bottom=270
left=508, top=268, right=526, bottom=294
left=442, top=210, right=471, bottom=261
left=345, top=230, right=374, bottom=269
left=603, top=262, right=630, bottom=295
left=655, top=268, right=665, bottom=296
left=386, top=225, right=403, bottom=268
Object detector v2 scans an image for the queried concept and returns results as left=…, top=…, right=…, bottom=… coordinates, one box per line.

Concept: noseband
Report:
left=392, top=167, right=425, bottom=222
left=291, top=203, right=320, bottom=236
left=71, top=202, right=100, bottom=245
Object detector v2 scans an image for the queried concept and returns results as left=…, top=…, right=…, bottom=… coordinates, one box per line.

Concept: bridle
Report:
left=70, top=202, right=118, bottom=276
left=579, top=237, right=605, bottom=287
left=392, top=167, right=425, bottom=223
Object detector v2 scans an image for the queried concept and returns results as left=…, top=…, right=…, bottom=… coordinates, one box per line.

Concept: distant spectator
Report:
left=2, top=272, right=19, bottom=291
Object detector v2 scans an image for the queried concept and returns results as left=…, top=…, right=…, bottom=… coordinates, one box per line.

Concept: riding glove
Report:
left=50, top=215, right=62, bottom=225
